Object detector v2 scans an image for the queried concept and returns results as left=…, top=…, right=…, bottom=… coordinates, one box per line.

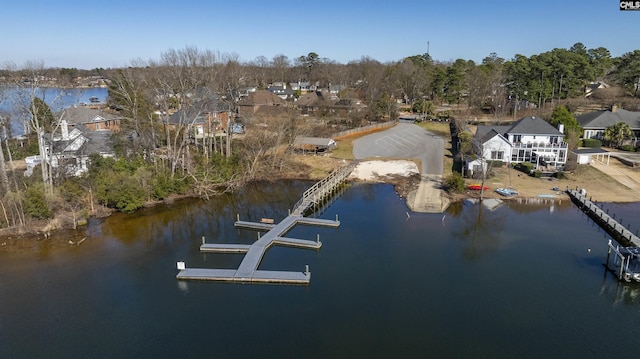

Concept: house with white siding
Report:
left=467, top=116, right=568, bottom=176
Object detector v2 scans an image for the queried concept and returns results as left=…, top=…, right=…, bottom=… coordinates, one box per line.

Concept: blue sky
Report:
left=1, top=0, right=637, bottom=69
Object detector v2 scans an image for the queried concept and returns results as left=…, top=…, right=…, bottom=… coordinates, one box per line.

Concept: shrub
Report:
left=515, top=162, right=534, bottom=174
left=582, top=138, right=602, bottom=148
left=533, top=170, right=542, bottom=178
left=619, top=144, right=635, bottom=152
left=444, top=172, right=466, bottom=193
left=555, top=171, right=565, bottom=179
left=25, top=184, right=52, bottom=219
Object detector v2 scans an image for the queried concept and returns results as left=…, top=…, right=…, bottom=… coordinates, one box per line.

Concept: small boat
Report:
left=468, top=184, right=489, bottom=191
left=89, top=96, right=100, bottom=103
left=495, top=188, right=519, bottom=196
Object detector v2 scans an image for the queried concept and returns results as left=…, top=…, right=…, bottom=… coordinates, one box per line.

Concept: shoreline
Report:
left=1, top=157, right=639, bottom=252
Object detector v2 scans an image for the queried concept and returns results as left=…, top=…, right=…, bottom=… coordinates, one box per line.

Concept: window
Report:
left=491, top=151, right=504, bottom=160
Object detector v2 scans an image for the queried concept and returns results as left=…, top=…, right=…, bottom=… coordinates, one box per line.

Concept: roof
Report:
left=576, top=109, right=640, bottom=130
left=572, top=148, right=609, bottom=155
left=293, top=136, right=336, bottom=147
left=475, top=125, right=510, bottom=140
left=61, top=107, right=121, bottom=125
left=506, top=116, right=562, bottom=136
left=238, top=90, right=286, bottom=106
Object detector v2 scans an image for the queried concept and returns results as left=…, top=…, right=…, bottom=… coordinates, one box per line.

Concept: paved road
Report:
left=352, top=122, right=449, bottom=213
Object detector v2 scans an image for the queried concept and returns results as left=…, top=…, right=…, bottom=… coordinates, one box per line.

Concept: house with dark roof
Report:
left=25, top=117, right=116, bottom=177
left=472, top=116, right=568, bottom=172
left=237, top=90, right=287, bottom=117
left=61, top=107, right=122, bottom=132
left=576, top=106, right=640, bottom=140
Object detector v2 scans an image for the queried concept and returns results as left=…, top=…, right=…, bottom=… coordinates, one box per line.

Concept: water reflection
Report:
left=3, top=183, right=640, bottom=358
left=451, top=199, right=507, bottom=260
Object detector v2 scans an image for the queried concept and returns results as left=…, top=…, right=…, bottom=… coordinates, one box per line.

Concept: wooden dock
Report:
left=568, top=188, right=640, bottom=282
left=567, top=189, right=640, bottom=246
left=291, top=162, right=356, bottom=216
left=177, top=164, right=352, bottom=285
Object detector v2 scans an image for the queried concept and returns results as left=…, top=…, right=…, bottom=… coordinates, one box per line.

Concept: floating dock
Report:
left=177, top=164, right=353, bottom=285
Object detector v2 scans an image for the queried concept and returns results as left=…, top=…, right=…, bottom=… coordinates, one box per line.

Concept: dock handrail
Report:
left=292, top=161, right=357, bottom=216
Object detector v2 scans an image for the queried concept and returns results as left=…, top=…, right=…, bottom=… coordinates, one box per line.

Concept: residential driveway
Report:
left=352, top=122, right=449, bottom=213
left=591, top=154, right=640, bottom=192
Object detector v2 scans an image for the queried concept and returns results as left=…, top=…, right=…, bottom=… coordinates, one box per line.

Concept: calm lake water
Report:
left=1, top=181, right=640, bottom=358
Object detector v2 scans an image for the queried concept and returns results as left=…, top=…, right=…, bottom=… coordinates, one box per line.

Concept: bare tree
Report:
left=8, top=61, right=65, bottom=195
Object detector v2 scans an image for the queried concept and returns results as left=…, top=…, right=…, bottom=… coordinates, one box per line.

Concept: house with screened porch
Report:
left=467, top=116, right=568, bottom=176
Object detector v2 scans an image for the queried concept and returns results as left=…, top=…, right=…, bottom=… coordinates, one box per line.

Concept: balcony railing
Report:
left=512, top=142, right=568, bottom=149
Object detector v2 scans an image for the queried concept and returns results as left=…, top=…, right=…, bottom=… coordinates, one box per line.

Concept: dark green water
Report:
left=1, top=181, right=640, bottom=358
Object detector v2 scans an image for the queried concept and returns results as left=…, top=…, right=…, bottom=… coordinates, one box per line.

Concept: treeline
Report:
left=0, top=43, right=639, bottom=234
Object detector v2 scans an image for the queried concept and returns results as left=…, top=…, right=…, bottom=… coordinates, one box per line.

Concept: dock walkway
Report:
left=567, top=188, right=640, bottom=282
left=177, top=164, right=354, bottom=285
left=567, top=189, right=640, bottom=246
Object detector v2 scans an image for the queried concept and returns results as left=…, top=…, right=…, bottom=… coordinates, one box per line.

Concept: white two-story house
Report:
left=469, top=116, right=568, bottom=175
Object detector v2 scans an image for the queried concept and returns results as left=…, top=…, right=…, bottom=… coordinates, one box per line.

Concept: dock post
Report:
left=237, top=213, right=240, bottom=222
left=619, top=256, right=625, bottom=280
left=336, top=214, right=339, bottom=222
left=202, top=236, right=205, bottom=245
left=305, top=264, right=309, bottom=275
left=258, top=232, right=261, bottom=240
left=317, top=234, right=320, bottom=244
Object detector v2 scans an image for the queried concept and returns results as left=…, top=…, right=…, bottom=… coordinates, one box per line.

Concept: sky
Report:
left=1, top=0, right=638, bottom=69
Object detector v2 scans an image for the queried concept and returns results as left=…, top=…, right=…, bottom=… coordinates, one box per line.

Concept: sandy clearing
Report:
left=349, top=160, right=419, bottom=181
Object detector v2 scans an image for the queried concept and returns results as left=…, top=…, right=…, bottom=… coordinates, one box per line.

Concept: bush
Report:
left=582, top=138, right=602, bottom=148
left=555, top=171, right=565, bottom=179
left=534, top=170, right=542, bottom=178
left=25, top=184, right=52, bottom=219
left=444, top=172, right=466, bottom=193
left=619, top=144, right=635, bottom=152
left=515, top=162, right=534, bottom=174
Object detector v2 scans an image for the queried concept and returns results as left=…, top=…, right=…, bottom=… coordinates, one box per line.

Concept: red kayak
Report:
left=468, top=184, right=489, bottom=191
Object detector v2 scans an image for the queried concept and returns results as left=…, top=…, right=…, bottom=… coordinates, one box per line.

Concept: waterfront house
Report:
left=25, top=119, right=115, bottom=177
left=471, top=116, right=568, bottom=172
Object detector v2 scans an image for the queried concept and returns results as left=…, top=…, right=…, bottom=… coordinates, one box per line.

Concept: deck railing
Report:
left=292, top=161, right=357, bottom=216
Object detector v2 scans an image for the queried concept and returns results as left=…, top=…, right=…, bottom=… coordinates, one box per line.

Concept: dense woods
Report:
left=0, top=42, right=639, bottom=234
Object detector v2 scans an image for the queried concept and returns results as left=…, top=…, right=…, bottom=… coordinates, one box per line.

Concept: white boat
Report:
left=495, top=188, right=518, bottom=197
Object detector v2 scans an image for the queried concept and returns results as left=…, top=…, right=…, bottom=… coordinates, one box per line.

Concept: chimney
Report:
left=558, top=124, right=564, bottom=133
left=61, top=119, right=69, bottom=140
left=612, top=104, right=618, bottom=113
